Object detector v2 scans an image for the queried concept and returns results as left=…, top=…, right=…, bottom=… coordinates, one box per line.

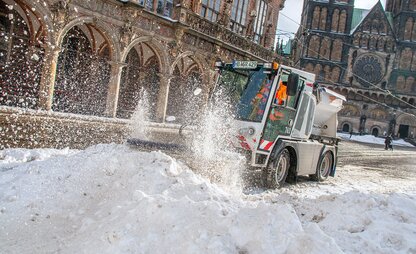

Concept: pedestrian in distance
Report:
left=384, top=135, right=393, bottom=151
left=349, top=130, right=353, bottom=139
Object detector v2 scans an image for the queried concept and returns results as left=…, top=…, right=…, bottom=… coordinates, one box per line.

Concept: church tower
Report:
left=385, top=0, right=416, bottom=99
left=294, top=0, right=355, bottom=84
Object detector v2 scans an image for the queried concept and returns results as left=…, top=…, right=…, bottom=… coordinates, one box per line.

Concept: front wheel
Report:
left=265, top=149, right=290, bottom=189
left=311, top=151, right=333, bottom=182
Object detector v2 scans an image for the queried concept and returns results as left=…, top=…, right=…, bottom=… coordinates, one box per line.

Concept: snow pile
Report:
left=293, top=191, right=416, bottom=253
left=337, top=133, right=415, bottom=147
left=0, top=144, right=341, bottom=254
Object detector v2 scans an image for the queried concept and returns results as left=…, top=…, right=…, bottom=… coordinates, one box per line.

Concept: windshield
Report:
left=216, top=67, right=272, bottom=122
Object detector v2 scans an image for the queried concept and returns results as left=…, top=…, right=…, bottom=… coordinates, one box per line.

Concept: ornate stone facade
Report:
left=294, top=0, right=416, bottom=140
left=0, top=0, right=284, bottom=148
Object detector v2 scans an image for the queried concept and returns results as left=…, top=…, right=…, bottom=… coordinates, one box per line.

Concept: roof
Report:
left=351, top=8, right=370, bottom=31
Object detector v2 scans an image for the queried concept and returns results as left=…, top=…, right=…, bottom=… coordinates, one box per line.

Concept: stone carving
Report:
left=353, top=54, right=385, bottom=87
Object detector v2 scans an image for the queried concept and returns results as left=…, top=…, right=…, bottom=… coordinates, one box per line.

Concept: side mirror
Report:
left=287, top=73, right=299, bottom=96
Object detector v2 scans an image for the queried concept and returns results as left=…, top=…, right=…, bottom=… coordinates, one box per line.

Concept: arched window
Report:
left=331, top=9, right=340, bottom=32
left=339, top=10, right=347, bottom=33
left=319, top=37, right=330, bottom=59
left=404, top=17, right=413, bottom=41
left=396, top=76, right=406, bottom=90
left=331, top=39, right=343, bottom=61
left=405, top=76, right=414, bottom=92
left=319, top=7, right=327, bottom=31
left=307, top=35, right=320, bottom=58
left=331, top=67, right=341, bottom=82
left=312, top=7, right=320, bottom=29
left=399, top=48, right=412, bottom=70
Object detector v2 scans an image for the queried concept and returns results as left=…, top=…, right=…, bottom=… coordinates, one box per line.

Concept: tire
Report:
left=311, top=151, right=333, bottom=182
left=266, top=149, right=290, bottom=189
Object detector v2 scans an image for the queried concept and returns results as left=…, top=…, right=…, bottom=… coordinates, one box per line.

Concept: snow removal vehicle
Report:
left=213, top=60, right=346, bottom=188
left=128, top=60, right=346, bottom=189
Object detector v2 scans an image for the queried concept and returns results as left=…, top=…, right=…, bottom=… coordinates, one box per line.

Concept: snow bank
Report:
left=337, top=133, right=415, bottom=147
left=0, top=144, right=341, bottom=254
left=294, top=191, right=416, bottom=254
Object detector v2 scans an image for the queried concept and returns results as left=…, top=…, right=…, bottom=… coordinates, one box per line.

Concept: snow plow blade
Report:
left=127, top=138, right=188, bottom=152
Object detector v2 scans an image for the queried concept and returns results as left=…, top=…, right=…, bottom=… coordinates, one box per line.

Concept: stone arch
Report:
left=314, top=64, right=323, bottom=80
left=369, top=36, right=377, bottom=50
left=400, top=48, right=413, bottom=70
left=405, top=76, right=414, bottom=92
left=0, top=0, right=48, bottom=109
left=319, top=7, right=327, bottom=31
left=331, top=66, right=341, bottom=82
left=412, top=52, right=416, bottom=71
left=331, top=9, right=340, bottom=32
left=53, top=22, right=115, bottom=116
left=396, top=113, right=416, bottom=138
left=363, top=91, right=371, bottom=102
left=347, top=90, right=355, bottom=100
left=304, top=63, right=314, bottom=72
left=307, top=35, right=320, bottom=58
left=331, top=39, right=342, bottom=61
left=167, top=52, right=205, bottom=123
left=339, top=10, right=347, bottom=33
left=312, top=6, right=320, bottom=30
left=117, top=40, right=164, bottom=119
left=356, top=91, right=364, bottom=101
left=396, top=75, right=406, bottom=90
left=412, top=19, right=416, bottom=41
left=56, top=17, right=121, bottom=61
left=377, top=37, right=385, bottom=51
left=341, top=122, right=352, bottom=132
left=360, top=34, right=369, bottom=48
left=404, top=17, right=413, bottom=41
left=378, top=94, right=385, bottom=103
left=121, top=36, right=169, bottom=74
left=319, top=37, right=331, bottom=60
left=370, top=125, right=381, bottom=137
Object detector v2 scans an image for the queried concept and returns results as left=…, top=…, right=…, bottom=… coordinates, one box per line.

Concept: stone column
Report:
left=38, top=46, right=61, bottom=110
left=105, top=61, right=126, bottom=118
left=155, top=73, right=172, bottom=122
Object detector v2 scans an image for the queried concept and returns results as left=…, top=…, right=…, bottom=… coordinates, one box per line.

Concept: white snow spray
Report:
left=129, top=88, right=151, bottom=140
left=189, top=87, right=247, bottom=195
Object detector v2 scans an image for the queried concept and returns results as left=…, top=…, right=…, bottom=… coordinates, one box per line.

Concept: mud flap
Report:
left=330, top=146, right=338, bottom=177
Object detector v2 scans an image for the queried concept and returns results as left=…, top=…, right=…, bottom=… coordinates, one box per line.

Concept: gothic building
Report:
left=294, top=0, right=416, bottom=140
left=0, top=0, right=284, bottom=148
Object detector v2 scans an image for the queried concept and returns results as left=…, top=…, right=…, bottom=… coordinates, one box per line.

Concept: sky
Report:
left=277, top=0, right=387, bottom=42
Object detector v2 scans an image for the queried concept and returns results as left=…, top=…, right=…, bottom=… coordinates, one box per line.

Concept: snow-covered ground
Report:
left=1, top=142, right=415, bottom=253
left=337, top=132, right=415, bottom=147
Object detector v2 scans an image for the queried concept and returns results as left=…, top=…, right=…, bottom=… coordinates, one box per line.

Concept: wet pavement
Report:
left=337, top=140, right=416, bottom=179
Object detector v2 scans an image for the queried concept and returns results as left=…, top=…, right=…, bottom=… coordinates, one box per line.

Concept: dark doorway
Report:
left=398, top=124, right=409, bottom=139
left=372, top=128, right=379, bottom=137
left=342, top=123, right=350, bottom=132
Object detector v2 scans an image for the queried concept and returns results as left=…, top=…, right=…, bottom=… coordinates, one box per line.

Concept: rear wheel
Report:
left=266, top=149, right=290, bottom=189
left=312, top=151, right=333, bottom=182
